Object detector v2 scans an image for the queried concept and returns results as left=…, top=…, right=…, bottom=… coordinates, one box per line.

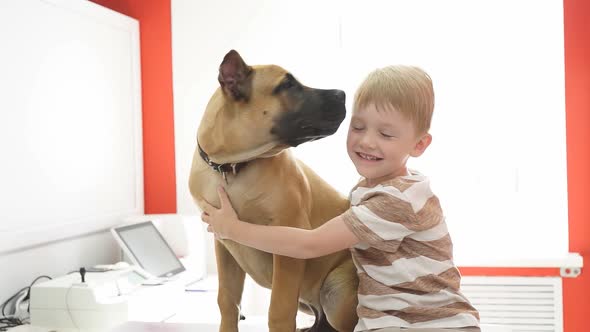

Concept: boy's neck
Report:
left=363, top=168, right=412, bottom=188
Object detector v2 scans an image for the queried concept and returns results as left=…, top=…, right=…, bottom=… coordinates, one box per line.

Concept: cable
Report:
left=0, top=286, right=28, bottom=318
left=65, top=284, right=79, bottom=330
left=0, top=275, right=53, bottom=331
left=28, top=276, right=52, bottom=286
left=25, top=276, right=52, bottom=314
left=0, top=317, right=23, bottom=331
left=0, top=287, right=27, bottom=332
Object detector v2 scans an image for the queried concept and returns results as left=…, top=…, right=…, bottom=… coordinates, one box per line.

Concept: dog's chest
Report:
left=220, top=240, right=274, bottom=288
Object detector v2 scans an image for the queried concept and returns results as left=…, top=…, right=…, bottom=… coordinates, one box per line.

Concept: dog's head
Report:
left=197, top=50, right=346, bottom=163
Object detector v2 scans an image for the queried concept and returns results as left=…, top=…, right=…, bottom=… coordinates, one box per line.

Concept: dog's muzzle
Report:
left=271, top=89, right=346, bottom=147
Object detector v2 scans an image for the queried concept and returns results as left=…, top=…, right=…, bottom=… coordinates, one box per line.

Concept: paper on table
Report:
left=184, top=275, right=218, bottom=292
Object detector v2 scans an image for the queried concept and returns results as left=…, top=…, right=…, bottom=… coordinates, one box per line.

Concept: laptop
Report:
left=111, top=221, right=197, bottom=285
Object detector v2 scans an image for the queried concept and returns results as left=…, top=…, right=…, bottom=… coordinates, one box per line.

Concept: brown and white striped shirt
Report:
left=341, top=172, right=479, bottom=331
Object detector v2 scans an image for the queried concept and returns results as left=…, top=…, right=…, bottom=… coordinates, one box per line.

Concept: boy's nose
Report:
left=359, top=133, right=376, bottom=150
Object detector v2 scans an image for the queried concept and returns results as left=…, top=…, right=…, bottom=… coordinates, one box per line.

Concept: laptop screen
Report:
left=112, top=221, right=186, bottom=278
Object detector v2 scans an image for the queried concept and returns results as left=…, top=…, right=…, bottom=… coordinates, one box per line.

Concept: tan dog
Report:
left=189, top=50, right=358, bottom=332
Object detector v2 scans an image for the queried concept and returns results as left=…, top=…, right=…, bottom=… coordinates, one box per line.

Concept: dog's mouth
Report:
left=280, top=124, right=341, bottom=147
left=272, top=119, right=344, bottom=147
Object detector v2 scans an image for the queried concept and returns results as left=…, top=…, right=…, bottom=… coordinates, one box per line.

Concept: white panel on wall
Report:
left=0, top=0, right=143, bottom=254
left=461, top=277, right=563, bottom=332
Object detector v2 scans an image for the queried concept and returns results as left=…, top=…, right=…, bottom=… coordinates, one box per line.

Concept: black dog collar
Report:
left=198, top=142, right=249, bottom=181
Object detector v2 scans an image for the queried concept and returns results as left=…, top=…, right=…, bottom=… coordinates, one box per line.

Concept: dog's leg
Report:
left=321, top=259, right=359, bottom=332
left=215, top=240, right=246, bottom=332
left=268, top=255, right=306, bottom=332
left=296, top=305, right=337, bottom=332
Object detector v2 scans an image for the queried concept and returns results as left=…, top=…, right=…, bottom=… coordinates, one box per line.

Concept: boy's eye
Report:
left=380, top=132, right=395, bottom=138
left=351, top=126, right=364, bottom=131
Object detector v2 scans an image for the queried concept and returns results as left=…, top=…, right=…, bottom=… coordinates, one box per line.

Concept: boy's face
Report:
left=346, top=103, right=431, bottom=186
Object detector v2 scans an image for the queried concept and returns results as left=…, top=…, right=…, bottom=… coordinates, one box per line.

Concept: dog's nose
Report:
left=332, top=89, right=346, bottom=103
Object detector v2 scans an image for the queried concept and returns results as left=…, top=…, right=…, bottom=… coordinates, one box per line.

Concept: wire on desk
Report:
left=0, top=287, right=28, bottom=319
left=0, top=316, right=23, bottom=331
left=65, top=284, right=79, bottom=330
left=0, top=275, right=52, bottom=331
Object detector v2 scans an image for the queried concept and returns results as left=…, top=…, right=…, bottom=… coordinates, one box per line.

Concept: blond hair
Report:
left=353, top=65, right=434, bottom=136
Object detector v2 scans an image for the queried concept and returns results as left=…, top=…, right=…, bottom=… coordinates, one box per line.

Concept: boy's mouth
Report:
left=356, top=152, right=382, bottom=161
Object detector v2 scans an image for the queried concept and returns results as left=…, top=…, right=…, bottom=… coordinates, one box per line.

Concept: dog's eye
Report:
left=280, top=79, right=296, bottom=91
left=274, top=77, right=301, bottom=94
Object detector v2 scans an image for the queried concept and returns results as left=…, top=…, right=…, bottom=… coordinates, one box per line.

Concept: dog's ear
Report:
left=218, top=50, right=252, bottom=102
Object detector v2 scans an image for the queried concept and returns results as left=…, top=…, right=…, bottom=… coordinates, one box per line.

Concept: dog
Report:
left=189, top=50, right=358, bottom=332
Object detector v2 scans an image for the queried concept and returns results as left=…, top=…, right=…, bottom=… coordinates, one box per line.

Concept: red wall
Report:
left=90, top=0, right=177, bottom=214
left=91, top=0, right=589, bottom=330
left=562, top=0, right=590, bottom=330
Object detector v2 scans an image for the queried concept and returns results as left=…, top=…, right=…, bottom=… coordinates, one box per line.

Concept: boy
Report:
left=201, top=66, right=480, bottom=331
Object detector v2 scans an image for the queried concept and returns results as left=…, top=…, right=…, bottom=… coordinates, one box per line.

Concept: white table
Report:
left=8, top=322, right=513, bottom=332
left=7, top=276, right=512, bottom=332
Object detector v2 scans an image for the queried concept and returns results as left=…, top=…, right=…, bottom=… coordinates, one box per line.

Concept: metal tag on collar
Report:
left=231, top=163, right=237, bottom=175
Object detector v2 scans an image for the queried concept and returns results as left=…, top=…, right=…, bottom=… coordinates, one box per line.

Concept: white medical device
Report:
left=29, top=265, right=185, bottom=332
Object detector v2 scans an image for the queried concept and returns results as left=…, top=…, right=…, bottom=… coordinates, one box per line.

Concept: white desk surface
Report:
left=109, top=322, right=511, bottom=332
left=8, top=323, right=513, bottom=332
left=7, top=321, right=266, bottom=332
left=6, top=276, right=312, bottom=332
left=6, top=277, right=512, bottom=332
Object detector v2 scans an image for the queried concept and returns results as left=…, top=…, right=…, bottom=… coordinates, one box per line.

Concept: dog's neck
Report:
left=198, top=143, right=250, bottom=181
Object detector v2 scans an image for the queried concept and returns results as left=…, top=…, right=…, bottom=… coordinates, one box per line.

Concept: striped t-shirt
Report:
left=341, top=172, right=480, bottom=331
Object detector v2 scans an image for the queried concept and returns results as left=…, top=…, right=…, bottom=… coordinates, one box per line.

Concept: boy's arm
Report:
left=201, top=186, right=360, bottom=259
left=229, top=216, right=359, bottom=259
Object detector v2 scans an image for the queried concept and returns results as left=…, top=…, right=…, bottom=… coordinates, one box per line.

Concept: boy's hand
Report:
left=201, top=186, right=239, bottom=239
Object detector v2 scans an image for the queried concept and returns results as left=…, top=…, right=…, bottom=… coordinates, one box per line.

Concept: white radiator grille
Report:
left=461, top=277, right=563, bottom=332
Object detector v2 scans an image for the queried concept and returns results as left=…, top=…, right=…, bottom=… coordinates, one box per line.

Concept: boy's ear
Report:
left=411, top=133, right=432, bottom=157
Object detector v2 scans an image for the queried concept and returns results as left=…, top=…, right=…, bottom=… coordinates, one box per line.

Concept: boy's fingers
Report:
left=201, top=200, right=212, bottom=214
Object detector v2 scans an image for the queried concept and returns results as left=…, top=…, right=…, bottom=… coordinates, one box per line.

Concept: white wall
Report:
left=172, top=0, right=569, bottom=271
